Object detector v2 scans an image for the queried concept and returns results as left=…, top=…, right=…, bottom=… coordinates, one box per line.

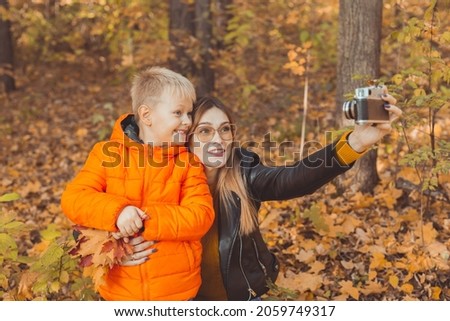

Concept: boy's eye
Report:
left=174, top=111, right=182, bottom=116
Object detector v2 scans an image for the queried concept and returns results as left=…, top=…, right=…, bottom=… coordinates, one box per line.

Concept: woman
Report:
left=124, top=93, right=402, bottom=300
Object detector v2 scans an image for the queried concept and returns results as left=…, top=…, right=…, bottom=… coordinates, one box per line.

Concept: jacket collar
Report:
left=110, top=113, right=188, bottom=158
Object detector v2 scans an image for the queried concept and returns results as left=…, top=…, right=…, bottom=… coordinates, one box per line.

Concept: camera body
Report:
left=342, top=85, right=389, bottom=125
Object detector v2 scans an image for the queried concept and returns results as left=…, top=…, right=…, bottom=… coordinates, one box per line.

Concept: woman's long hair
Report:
left=190, top=96, right=257, bottom=235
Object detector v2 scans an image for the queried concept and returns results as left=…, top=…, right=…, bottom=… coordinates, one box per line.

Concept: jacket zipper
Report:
left=238, top=234, right=256, bottom=300
left=251, top=237, right=268, bottom=277
left=141, top=148, right=149, bottom=301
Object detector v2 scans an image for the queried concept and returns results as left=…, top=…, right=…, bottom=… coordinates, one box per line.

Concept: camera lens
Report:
left=342, top=100, right=356, bottom=120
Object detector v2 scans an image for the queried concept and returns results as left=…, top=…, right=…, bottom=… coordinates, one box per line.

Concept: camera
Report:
left=342, top=85, right=390, bottom=125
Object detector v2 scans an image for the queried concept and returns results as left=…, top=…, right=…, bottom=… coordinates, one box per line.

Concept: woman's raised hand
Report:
left=347, top=89, right=402, bottom=153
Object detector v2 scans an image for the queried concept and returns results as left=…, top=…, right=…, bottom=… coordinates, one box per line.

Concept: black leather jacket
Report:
left=219, top=143, right=353, bottom=300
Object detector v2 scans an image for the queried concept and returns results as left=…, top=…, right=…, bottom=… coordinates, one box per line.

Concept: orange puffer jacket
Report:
left=61, top=114, right=214, bottom=300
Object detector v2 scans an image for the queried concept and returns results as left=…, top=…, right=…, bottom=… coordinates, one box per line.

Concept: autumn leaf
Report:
left=360, top=281, right=387, bottom=295
left=308, top=261, right=326, bottom=274
left=368, top=270, right=377, bottom=281
left=76, top=128, right=88, bottom=138
left=303, top=204, right=329, bottom=233
left=69, top=226, right=134, bottom=290
left=340, top=260, right=355, bottom=270
left=431, top=286, right=442, bottom=300
left=388, top=275, right=399, bottom=288
left=296, top=249, right=315, bottom=264
left=276, top=270, right=322, bottom=294
left=18, top=271, right=39, bottom=300
left=426, top=241, right=449, bottom=259
left=400, top=283, right=414, bottom=294
left=350, top=192, right=375, bottom=208
left=369, top=252, right=391, bottom=270
left=0, top=192, right=21, bottom=202
left=417, top=222, right=438, bottom=245
left=339, top=280, right=359, bottom=300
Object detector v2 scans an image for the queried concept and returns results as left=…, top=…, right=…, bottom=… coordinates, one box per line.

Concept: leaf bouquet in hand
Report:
left=69, top=226, right=133, bottom=290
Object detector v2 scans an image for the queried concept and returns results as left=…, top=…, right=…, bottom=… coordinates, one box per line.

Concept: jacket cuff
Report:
left=335, top=130, right=366, bottom=166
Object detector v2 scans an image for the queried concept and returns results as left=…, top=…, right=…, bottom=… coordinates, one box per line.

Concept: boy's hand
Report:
left=116, top=206, right=149, bottom=237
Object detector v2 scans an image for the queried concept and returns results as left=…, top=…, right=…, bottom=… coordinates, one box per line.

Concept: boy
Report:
left=61, top=67, right=214, bottom=300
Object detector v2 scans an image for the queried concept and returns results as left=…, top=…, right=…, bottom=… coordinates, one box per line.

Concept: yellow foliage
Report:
left=431, top=286, right=442, bottom=300
left=388, top=275, right=399, bottom=288
left=370, top=252, right=392, bottom=270
left=400, top=283, right=414, bottom=294
left=418, top=222, right=438, bottom=245
left=308, top=261, right=326, bottom=274
left=339, top=280, right=359, bottom=300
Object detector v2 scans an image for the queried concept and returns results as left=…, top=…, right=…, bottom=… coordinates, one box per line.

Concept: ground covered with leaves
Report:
left=0, top=64, right=449, bottom=301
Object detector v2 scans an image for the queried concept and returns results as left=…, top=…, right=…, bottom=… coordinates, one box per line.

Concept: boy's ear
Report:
left=137, top=105, right=152, bottom=126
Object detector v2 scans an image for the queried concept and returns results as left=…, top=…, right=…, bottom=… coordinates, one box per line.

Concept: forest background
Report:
left=0, top=0, right=449, bottom=301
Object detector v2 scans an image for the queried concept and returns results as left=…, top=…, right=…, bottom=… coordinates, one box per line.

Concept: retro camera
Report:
left=342, top=85, right=390, bottom=125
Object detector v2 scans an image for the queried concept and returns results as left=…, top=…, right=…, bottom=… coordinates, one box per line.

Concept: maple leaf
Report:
left=340, top=260, right=355, bottom=270
left=359, top=281, right=387, bottom=295
left=308, top=261, right=326, bottom=274
left=296, top=249, right=315, bottom=264
left=303, top=204, right=329, bottom=233
left=294, top=272, right=322, bottom=293
left=69, top=226, right=135, bottom=290
left=101, top=240, right=115, bottom=253
left=339, top=280, right=360, bottom=300
left=275, top=270, right=322, bottom=294
left=416, top=222, right=438, bottom=245
left=79, top=254, right=93, bottom=267
left=369, top=252, right=392, bottom=270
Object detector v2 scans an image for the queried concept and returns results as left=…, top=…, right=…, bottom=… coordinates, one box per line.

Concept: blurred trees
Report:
left=169, top=0, right=214, bottom=95
left=169, top=0, right=195, bottom=77
left=0, top=0, right=16, bottom=93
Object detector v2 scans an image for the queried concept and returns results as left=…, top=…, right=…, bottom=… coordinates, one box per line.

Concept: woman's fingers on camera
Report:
left=386, top=104, right=402, bottom=122
left=382, top=93, right=397, bottom=105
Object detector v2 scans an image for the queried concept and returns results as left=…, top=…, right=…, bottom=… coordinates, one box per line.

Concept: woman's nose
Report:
left=210, top=130, right=223, bottom=143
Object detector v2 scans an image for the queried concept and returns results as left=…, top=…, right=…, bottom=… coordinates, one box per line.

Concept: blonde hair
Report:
left=130, top=66, right=196, bottom=116
left=190, top=96, right=258, bottom=235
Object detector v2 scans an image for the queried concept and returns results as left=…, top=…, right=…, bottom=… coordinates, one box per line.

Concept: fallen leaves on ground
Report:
left=1, top=64, right=449, bottom=300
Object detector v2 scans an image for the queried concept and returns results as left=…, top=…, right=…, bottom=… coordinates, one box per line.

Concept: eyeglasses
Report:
left=193, top=124, right=236, bottom=143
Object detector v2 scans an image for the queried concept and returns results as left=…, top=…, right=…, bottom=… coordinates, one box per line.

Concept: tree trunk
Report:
left=335, top=0, right=383, bottom=194
left=194, top=0, right=214, bottom=95
left=0, top=0, right=16, bottom=93
left=169, top=0, right=195, bottom=76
